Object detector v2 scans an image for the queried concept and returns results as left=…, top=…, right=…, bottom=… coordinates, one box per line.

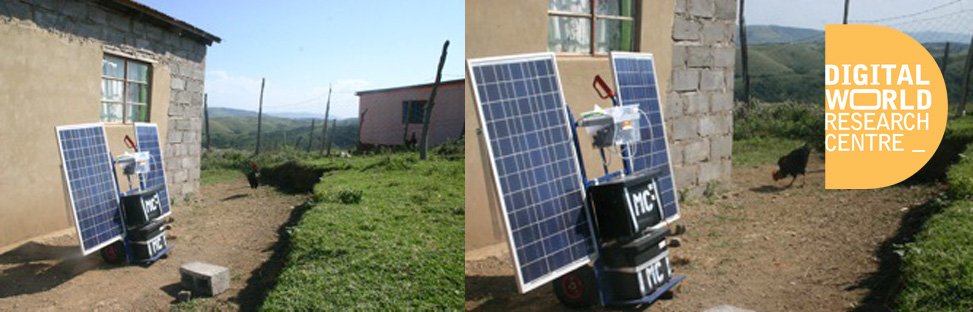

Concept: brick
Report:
left=686, top=92, right=709, bottom=114
left=171, top=77, right=186, bottom=91
left=699, top=115, right=726, bottom=136
left=672, top=18, right=700, bottom=41
left=710, top=135, right=733, bottom=159
left=687, top=46, right=712, bottom=68
left=663, top=92, right=684, bottom=118
left=702, top=20, right=726, bottom=44
left=711, top=92, right=735, bottom=112
left=675, top=0, right=687, bottom=14
left=180, top=262, right=230, bottom=297
left=671, top=45, right=688, bottom=68
left=684, top=139, right=710, bottom=163
left=670, top=117, right=699, bottom=141
left=714, top=0, right=737, bottom=20
left=668, top=142, right=685, bottom=167
left=671, top=70, right=699, bottom=91
left=699, top=160, right=722, bottom=182
left=714, top=46, right=735, bottom=68
left=700, top=69, right=725, bottom=91
left=674, top=164, right=698, bottom=189
left=688, top=0, right=715, bottom=18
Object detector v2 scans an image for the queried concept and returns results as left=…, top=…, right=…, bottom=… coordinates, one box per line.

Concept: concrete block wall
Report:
left=1, top=0, right=208, bottom=200
left=667, top=0, right=736, bottom=198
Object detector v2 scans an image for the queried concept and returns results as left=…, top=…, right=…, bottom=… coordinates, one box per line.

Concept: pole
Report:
left=940, top=42, right=951, bottom=73
left=307, top=118, right=316, bottom=152
left=738, top=0, right=751, bottom=109
left=327, top=119, right=336, bottom=156
left=358, top=108, right=368, bottom=148
left=320, top=85, right=333, bottom=155
left=204, top=93, right=210, bottom=151
left=419, top=40, right=450, bottom=160
left=402, top=102, right=412, bottom=145
left=842, top=0, right=850, bottom=24
left=959, top=35, right=973, bottom=117
left=255, top=78, right=265, bottom=155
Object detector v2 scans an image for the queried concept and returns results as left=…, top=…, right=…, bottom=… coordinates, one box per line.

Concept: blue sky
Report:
left=139, top=0, right=464, bottom=119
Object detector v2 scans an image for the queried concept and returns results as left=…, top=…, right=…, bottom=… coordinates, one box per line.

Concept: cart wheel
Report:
left=100, top=241, right=126, bottom=265
left=553, top=266, right=596, bottom=308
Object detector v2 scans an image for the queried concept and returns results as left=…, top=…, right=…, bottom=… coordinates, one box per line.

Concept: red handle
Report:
left=124, top=135, right=137, bottom=150
left=592, top=75, right=614, bottom=99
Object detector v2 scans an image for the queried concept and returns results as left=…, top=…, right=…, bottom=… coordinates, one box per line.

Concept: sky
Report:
left=746, top=0, right=973, bottom=33
left=138, top=0, right=464, bottom=119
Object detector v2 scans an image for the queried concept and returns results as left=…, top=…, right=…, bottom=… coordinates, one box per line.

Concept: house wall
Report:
left=464, top=0, right=736, bottom=255
left=0, top=1, right=207, bottom=250
left=358, top=82, right=465, bottom=147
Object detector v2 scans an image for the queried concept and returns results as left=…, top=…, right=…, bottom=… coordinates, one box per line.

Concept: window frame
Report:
left=548, top=0, right=640, bottom=55
left=101, top=55, right=152, bottom=124
left=401, top=100, right=427, bottom=124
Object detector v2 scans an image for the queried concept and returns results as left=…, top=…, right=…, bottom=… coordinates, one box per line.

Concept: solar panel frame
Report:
left=55, top=123, right=124, bottom=255
left=610, top=52, right=681, bottom=226
left=468, top=52, right=598, bottom=293
left=134, top=122, right=172, bottom=218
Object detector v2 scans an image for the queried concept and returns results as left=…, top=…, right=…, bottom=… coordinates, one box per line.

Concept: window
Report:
left=548, top=0, right=637, bottom=54
left=102, top=55, right=151, bottom=123
left=402, top=100, right=427, bottom=124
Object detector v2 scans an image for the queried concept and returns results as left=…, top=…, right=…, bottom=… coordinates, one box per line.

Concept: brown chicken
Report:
left=773, top=144, right=811, bottom=187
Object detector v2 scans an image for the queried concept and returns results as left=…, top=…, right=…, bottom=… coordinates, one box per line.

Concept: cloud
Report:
left=204, top=70, right=372, bottom=119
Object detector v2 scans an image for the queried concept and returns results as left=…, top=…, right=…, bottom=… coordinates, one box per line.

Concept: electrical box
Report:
left=128, top=219, right=168, bottom=260
left=121, top=185, right=163, bottom=228
left=587, top=169, right=665, bottom=242
left=601, top=229, right=672, bottom=300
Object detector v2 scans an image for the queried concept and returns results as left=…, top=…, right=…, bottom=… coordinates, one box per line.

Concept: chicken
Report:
left=246, top=162, right=260, bottom=189
left=773, top=144, right=811, bottom=187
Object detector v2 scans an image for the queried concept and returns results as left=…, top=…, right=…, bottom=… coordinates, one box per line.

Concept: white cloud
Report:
left=204, top=70, right=372, bottom=119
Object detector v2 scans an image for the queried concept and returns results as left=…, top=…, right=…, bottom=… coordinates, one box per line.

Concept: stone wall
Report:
left=667, top=0, right=737, bottom=198
left=1, top=0, right=207, bottom=200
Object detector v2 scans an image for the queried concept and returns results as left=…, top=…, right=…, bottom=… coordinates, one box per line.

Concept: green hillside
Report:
left=736, top=42, right=969, bottom=104
left=205, top=110, right=359, bottom=152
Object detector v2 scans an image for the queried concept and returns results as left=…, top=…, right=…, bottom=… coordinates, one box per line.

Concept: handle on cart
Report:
left=124, top=135, right=137, bottom=150
left=592, top=75, right=615, bottom=100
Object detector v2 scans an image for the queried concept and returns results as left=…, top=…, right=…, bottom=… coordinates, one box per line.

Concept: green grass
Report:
left=897, top=200, right=973, bottom=311
left=261, top=153, right=464, bottom=310
left=732, top=137, right=804, bottom=167
left=200, top=168, right=242, bottom=186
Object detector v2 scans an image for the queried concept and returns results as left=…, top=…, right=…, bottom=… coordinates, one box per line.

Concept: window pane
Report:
left=596, top=0, right=633, bottom=17
left=128, top=104, right=148, bottom=122
left=126, top=82, right=149, bottom=104
left=102, top=79, right=123, bottom=101
left=103, top=56, right=124, bottom=78
left=595, top=18, right=634, bottom=53
left=127, top=62, right=149, bottom=83
left=101, top=102, right=124, bottom=122
left=550, top=0, right=589, bottom=13
left=548, top=16, right=591, bottom=53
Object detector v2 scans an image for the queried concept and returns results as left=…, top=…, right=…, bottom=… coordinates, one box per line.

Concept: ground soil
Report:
left=465, top=156, right=941, bottom=311
left=0, top=177, right=308, bottom=311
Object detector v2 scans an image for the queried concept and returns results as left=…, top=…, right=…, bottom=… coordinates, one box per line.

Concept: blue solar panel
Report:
left=134, top=123, right=171, bottom=218
left=610, top=52, right=681, bottom=224
left=469, top=53, right=597, bottom=293
left=56, top=124, right=124, bottom=255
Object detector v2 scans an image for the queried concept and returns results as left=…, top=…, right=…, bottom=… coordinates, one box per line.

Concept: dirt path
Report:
left=0, top=177, right=308, bottom=311
left=465, top=156, right=940, bottom=311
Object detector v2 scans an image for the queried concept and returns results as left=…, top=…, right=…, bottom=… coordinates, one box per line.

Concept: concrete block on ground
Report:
left=180, top=261, right=230, bottom=297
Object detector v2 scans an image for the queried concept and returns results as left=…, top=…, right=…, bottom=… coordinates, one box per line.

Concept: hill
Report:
left=736, top=38, right=969, bottom=104
left=205, top=108, right=359, bottom=152
left=742, top=25, right=970, bottom=45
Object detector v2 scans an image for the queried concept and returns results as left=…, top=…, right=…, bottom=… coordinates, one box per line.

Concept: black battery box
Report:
left=129, top=229, right=168, bottom=261
left=601, top=229, right=672, bottom=300
left=127, top=219, right=166, bottom=241
left=587, top=169, right=665, bottom=242
left=121, top=185, right=163, bottom=227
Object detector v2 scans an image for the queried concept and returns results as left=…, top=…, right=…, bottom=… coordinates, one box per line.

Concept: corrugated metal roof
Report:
left=355, top=79, right=465, bottom=96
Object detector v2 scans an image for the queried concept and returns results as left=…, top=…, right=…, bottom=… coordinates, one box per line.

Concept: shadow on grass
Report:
left=229, top=200, right=314, bottom=311
left=850, top=195, right=947, bottom=311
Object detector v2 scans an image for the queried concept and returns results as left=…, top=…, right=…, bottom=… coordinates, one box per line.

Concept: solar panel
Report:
left=56, top=124, right=124, bottom=255
left=468, top=53, right=597, bottom=293
left=610, top=52, right=681, bottom=224
left=134, top=123, right=171, bottom=218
